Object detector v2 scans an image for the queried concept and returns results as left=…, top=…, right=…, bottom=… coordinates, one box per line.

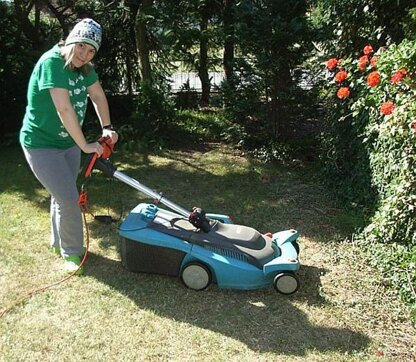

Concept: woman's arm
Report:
left=87, top=81, right=118, bottom=144
left=49, top=88, right=103, bottom=154
left=87, top=81, right=111, bottom=128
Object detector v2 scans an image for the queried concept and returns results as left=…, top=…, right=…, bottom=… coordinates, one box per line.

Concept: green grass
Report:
left=1, top=145, right=415, bottom=361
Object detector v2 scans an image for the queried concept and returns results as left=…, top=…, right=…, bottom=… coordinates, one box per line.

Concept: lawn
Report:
left=1, top=144, right=415, bottom=361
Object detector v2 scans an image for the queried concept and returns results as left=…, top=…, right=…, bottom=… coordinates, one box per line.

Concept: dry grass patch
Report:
left=1, top=144, right=415, bottom=361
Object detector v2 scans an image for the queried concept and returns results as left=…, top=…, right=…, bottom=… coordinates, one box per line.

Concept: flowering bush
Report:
left=323, top=39, right=416, bottom=313
left=325, top=44, right=411, bottom=113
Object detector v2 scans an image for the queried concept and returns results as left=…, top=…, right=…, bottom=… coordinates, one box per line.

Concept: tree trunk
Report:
left=44, top=0, right=73, bottom=36
left=223, top=0, right=234, bottom=81
left=198, top=12, right=210, bottom=107
left=14, top=0, right=45, bottom=52
left=135, top=0, right=153, bottom=83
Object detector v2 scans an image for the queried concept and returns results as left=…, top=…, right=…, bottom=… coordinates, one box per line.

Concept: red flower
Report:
left=335, top=70, right=348, bottom=82
left=391, top=69, right=407, bottom=84
left=391, top=71, right=403, bottom=84
left=411, top=122, right=416, bottom=135
left=367, top=71, right=380, bottom=87
left=380, top=101, right=395, bottom=115
left=326, top=58, right=338, bottom=70
left=370, top=56, right=377, bottom=68
left=363, top=45, right=374, bottom=55
left=337, top=87, right=350, bottom=99
left=359, top=55, right=368, bottom=70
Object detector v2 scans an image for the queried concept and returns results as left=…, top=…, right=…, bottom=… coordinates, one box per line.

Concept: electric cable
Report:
left=0, top=199, right=92, bottom=318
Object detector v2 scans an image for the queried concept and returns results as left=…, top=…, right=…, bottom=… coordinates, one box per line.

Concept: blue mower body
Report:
left=119, top=203, right=300, bottom=293
left=81, top=141, right=301, bottom=294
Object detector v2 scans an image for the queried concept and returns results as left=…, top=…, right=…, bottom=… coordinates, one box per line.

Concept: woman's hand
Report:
left=82, top=142, right=104, bottom=156
left=102, top=129, right=118, bottom=144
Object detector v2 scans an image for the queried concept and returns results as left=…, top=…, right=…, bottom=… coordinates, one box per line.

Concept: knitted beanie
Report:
left=65, top=18, right=102, bottom=51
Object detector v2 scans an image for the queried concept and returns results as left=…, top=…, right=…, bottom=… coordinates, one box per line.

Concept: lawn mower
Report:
left=81, top=138, right=301, bottom=294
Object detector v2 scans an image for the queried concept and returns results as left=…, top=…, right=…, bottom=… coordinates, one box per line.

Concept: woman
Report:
left=19, top=18, right=118, bottom=274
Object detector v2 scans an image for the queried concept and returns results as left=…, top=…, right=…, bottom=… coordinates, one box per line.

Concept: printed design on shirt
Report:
left=58, top=73, right=88, bottom=139
left=58, top=131, right=69, bottom=138
left=73, top=74, right=87, bottom=121
left=58, top=123, right=69, bottom=138
left=58, top=74, right=88, bottom=138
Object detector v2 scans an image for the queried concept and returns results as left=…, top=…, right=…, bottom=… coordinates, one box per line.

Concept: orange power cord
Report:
left=0, top=189, right=93, bottom=318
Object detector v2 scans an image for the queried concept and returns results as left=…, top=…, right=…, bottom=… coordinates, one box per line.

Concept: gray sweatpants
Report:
left=22, top=145, right=83, bottom=258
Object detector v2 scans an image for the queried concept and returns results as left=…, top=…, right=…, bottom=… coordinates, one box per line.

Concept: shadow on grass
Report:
left=85, top=251, right=369, bottom=356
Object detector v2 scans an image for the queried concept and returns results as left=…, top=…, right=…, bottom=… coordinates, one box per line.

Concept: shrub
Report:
left=175, top=80, right=199, bottom=110
left=118, top=80, right=176, bottom=152
left=323, top=40, right=416, bottom=314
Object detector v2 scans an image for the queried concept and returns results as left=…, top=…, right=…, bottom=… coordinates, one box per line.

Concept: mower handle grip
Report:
left=80, top=137, right=114, bottom=178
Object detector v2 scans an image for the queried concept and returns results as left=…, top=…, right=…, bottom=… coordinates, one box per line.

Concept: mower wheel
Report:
left=181, top=262, right=212, bottom=291
left=273, top=272, right=299, bottom=295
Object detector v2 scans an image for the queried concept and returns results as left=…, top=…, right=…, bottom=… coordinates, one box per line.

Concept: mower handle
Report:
left=79, top=138, right=211, bottom=230
left=80, top=137, right=114, bottom=178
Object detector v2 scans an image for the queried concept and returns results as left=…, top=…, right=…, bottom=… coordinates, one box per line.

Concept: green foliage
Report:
left=368, top=242, right=416, bottom=321
left=136, top=0, right=223, bottom=81
left=0, top=2, right=37, bottom=135
left=172, top=108, right=231, bottom=144
left=361, top=42, right=416, bottom=309
left=220, top=59, right=264, bottom=146
left=321, top=39, right=416, bottom=309
left=174, top=80, right=199, bottom=109
left=222, top=0, right=313, bottom=143
left=310, top=0, right=416, bottom=56
left=116, top=82, right=232, bottom=152
left=249, top=142, right=293, bottom=164
left=118, top=80, right=176, bottom=152
left=92, top=4, right=140, bottom=95
left=319, top=55, right=377, bottom=208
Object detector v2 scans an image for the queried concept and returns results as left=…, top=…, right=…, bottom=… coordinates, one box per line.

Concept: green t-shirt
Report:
left=20, top=44, right=98, bottom=149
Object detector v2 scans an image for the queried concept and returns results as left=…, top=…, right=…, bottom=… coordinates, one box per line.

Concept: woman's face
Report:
left=71, top=43, right=96, bottom=68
